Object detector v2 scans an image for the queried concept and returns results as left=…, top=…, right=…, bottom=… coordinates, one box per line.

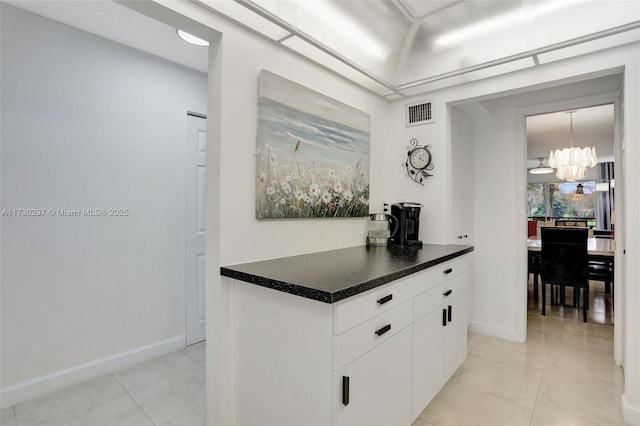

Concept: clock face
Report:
left=409, top=147, right=431, bottom=169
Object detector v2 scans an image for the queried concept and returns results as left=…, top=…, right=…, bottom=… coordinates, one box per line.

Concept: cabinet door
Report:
left=443, top=277, right=471, bottom=379
left=450, top=109, right=473, bottom=244
left=411, top=306, right=446, bottom=422
left=333, top=326, right=412, bottom=426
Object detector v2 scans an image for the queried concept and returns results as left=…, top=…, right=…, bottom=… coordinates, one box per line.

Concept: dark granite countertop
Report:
left=220, top=244, right=474, bottom=303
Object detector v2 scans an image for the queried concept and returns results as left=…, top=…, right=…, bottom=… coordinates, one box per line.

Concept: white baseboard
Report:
left=0, top=335, right=185, bottom=409
left=623, top=393, right=640, bottom=426
left=470, top=320, right=521, bottom=342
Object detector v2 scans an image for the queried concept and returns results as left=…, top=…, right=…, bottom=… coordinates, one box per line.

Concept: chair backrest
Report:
left=594, top=230, right=615, bottom=239
left=555, top=219, right=588, bottom=227
left=541, top=227, right=589, bottom=287
left=536, top=220, right=555, bottom=238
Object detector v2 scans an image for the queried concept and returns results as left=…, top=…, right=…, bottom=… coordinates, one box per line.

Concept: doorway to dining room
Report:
left=526, top=103, right=617, bottom=326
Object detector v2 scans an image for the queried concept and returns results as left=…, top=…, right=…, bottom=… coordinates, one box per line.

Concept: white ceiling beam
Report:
left=397, top=20, right=640, bottom=91
left=395, top=18, right=422, bottom=78
left=389, top=0, right=416, bottom=22
left=232, top=0, right=399, bottom=96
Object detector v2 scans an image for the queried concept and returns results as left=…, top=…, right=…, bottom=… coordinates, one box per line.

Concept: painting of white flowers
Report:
left=256, top=70, right=370, bottom=219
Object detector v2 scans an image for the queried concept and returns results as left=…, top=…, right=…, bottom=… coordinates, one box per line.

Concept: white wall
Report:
left=382, top=103, right=450, bottom=245
left=0, top=4, right=207, bottom=406
left=214, top=22, right=394, bottom=266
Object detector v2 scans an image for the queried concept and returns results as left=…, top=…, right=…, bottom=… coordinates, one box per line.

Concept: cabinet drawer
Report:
left=414, top=254, right=471, bottom=296
left=333, top=299, right=412, bottom=370
left=333, top=275, right=413, bottom=335
left=413, top=260, right=471, bottom=322
left=441, top=270, right=471, bottom=303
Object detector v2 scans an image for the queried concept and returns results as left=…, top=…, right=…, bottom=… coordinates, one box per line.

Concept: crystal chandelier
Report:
left=548, top=110, right=597, bottom=181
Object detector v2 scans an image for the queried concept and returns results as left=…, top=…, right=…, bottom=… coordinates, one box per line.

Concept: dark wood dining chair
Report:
left=593, top=230, right=615, bottom=239
left=541, top=227, right=589, bottom=322
left=589, top=255, right=615, bottom=297
left=528, top=251, right=542, bottom=301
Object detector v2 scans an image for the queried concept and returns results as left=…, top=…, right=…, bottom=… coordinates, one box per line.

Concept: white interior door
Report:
left=186, top=112, right=207, bottom=345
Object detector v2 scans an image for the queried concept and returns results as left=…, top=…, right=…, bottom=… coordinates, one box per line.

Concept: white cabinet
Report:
left=231, top=253, right=472, bottom=426
left=411, top=257, right=472, bottom=421
left=333, top=327, right=413, bottom=426
left=333, top=281, right=414, bottom=425
left=443, top=272, right=471, bottom=379
left=412, top=306, right=446, bottom=419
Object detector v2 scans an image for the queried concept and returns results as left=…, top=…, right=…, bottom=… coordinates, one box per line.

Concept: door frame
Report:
left=517, top=90, right=624, bottom=364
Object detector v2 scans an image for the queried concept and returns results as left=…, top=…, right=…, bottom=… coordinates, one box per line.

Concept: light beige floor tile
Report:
left=529, top=409, right=579, bottom=426
left=13, top=375, right=123, bottom=425
left=114, top=352, right=199, bottom=390
left=535, top=371, right=625, bottom=426
left=555, top=320, right=614, bottom=342
left=18, top=392, right=152, bottom=426
left=411, top=416, right=434, bottom=426
left=467, top=331, right=483, bottom=354
left=124, top=363, right=206, bottom=425
left=528, top=313, right=614, bottom=345
left=161, top=403, right=206, bottom=426
left=182, top=341, right=206, bottom=364
left=541, top=327, right=613, bottom=354
left=450, top=354, right=543, bottom=409
left=418, top=381, right=533, bottom=426
left=545, top=343, right=623, bottom=387
left=1, top=407, right=17, bottom=426
left=470, top=334, right=549, bottom=372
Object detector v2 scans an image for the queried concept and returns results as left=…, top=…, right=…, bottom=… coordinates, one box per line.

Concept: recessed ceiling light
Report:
left=176, top=29, right=209, bottom=47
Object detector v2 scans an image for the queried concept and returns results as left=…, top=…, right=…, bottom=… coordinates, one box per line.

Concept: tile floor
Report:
left=2, top=279, right=622, bottom=426
left=1, top=342, right=206, bottom=426
left=413, top=278, right=622, bottom=426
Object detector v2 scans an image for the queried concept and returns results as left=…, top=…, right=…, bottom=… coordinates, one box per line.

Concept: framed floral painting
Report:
left=256, top=70, right=370, bottom=219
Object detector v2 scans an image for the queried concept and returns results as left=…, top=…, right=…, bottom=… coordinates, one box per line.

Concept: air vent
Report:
left=406, top=100, right=434, bottom=127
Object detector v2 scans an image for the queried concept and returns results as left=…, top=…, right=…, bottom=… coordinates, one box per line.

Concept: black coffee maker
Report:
left=389, top=203, right=423, bottom=247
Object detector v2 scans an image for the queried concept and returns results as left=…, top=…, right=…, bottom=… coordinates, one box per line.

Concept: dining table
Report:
left=527, top=236, right=616, bottom=257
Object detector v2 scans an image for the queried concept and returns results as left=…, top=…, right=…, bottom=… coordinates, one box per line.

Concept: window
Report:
left=527, top=181, right=597, bottom=227
left=527, top=183, right=545, bottom=217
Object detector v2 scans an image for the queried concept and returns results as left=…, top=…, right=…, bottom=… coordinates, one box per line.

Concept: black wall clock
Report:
left=404, top=138, right=434, bottom=185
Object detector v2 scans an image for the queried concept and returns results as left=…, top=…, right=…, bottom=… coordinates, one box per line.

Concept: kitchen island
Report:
left=221, top=243, right=474, bottom=426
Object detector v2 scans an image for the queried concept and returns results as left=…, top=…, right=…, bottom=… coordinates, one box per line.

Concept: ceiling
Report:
left=5, top=0, right=628, bottom=166
left=4, top=0, right=210, bottom=73
left=7, top=0, right=640, bottom=99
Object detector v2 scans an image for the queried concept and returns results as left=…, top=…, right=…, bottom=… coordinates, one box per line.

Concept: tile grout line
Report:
left=453, top=357, right=544, bottom=414
left=110, top=373, right=156, bottom=426
left=10, top=406, right=17, bottom=426
left=180, top=349, right=204, bottom=365
left=527, top=334, right=550, bottom=426
left=161, top=403, right=207, bottom=426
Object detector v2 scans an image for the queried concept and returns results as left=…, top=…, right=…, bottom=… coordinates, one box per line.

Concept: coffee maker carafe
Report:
left=389, top=203, right=423, bottom=247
